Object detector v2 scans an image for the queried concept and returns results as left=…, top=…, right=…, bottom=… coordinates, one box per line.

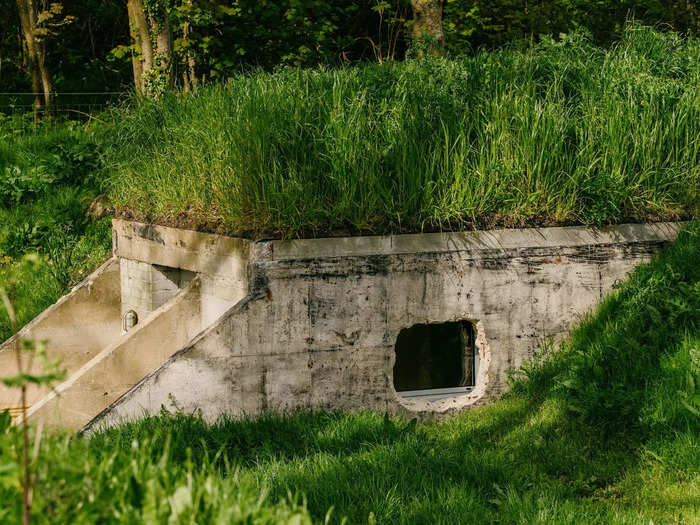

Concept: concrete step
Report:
left=24, top=277, right=204, bottom=431
left=0, top=258, right=122, bottom=419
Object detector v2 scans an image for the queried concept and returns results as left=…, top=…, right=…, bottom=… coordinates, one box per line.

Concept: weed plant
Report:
left=108, top=25, right=700, bottom=237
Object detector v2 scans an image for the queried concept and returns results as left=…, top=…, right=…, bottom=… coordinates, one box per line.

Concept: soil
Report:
left=114, top=207, right=691, bottom=241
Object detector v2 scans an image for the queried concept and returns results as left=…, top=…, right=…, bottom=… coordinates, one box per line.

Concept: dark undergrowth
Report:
left=0, top=223, right=697, bottom=523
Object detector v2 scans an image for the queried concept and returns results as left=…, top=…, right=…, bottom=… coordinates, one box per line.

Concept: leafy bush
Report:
left=444, top=0, right=700, bottom=54
left=0, top=166, right=54, bottom=208
left=191, top=0, right=409, bottom=70
left=0, top=126, right=104, bottom=207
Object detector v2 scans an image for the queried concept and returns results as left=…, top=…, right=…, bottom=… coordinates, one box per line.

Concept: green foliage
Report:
left=0, top=212, right=112, bottom=342
left=2, top=0, right=699, bottom=98
left=108, top=25, right=700, bottom=237
left=0, top=123, right=113, bottom=342
left=0, top=0, right=130, bottom=95
left=166, top=0, right=409, bottom=83
left=0, top=125, right=104, bottom=207
left=443, top=0, right=700, bottom=54
left=0, top=421, right=313, bottom=524
left=512, top=222, right=700, bottom=436
left=444, top=0, right=567, bottom=52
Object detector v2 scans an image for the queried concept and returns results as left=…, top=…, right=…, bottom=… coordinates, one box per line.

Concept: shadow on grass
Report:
left=89, top=398, right=656, bottom=524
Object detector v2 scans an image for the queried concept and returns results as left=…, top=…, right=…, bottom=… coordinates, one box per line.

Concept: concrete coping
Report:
left=113, top=219, right=686, bottom=268
left=113, top=219, right=252, bottom=278
left=262, top=222, right=686, bottom=260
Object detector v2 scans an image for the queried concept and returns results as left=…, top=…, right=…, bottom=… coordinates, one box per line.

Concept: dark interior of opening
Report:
left=393, top=321, right=476, bottom=393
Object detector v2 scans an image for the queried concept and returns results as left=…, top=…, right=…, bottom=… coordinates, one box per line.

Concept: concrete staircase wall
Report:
left=0, top=259, right=122, bottom=418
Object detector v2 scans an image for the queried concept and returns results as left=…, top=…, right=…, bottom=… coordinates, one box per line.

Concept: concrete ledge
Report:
left=113, top=219, right=252, bottom=280
left=267, top=222, right=684, bottom=261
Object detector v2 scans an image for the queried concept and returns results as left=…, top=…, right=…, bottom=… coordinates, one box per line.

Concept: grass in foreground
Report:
left=1, top=223, right=698, bottom=523
left=108, top=25, right=699, bottom=238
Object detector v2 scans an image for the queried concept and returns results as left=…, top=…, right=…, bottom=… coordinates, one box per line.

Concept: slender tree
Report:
left=126, top=0, right=173, bottom=97
left=410, top=0, right=444, bottom=54
left=180, top=0, right=197, bottom=92
left=15, top=0, right=52, bottom=114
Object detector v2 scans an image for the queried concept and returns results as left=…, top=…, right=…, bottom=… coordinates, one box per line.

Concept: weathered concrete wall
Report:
left=0, top=259, right=121, bottom=417
left=1, top=221, right=251, bottom=429
left=114, top=220, right=251, bottom=326
left=92, top=221, right=683, bottom=428
left=27, top=278, right=203, bottom=431
left=120, top=259, right=194, bottom=322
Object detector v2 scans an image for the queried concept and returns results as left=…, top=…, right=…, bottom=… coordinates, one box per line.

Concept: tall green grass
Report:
left=1, top=222, right=698, bottom=523
left=108, top=25, right=700, bottom=237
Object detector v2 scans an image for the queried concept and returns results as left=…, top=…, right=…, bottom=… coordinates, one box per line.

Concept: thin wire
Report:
left=0, top=92, right=127, bottom=95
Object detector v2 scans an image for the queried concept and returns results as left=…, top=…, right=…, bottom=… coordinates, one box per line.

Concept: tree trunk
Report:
left=126, top=0, right=172, bottom=97
left=410, top=0, right=444, bottom=54
left=38, top=41, right=52, bottom=108
left=127, top=0, right=154, bottom=94
left=126, top=0, right=144, bottom=92
left=16, top=0, right=52, bottom=115
left=181, top=0, right=197, bottom=93
left=153, top=11, right=173, bottom=92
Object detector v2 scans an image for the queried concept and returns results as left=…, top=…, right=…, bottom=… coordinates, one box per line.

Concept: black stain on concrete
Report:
left=137, top=223, right=165, bottom=245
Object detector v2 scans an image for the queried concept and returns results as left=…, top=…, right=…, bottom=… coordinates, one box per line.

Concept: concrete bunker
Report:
left=0, top=219, right=685, bottom=431
left=393, top=320, right=480, bottom=402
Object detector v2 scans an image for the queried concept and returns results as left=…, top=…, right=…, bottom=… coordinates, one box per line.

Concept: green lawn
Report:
left=1, top=222, right=698, bottom=524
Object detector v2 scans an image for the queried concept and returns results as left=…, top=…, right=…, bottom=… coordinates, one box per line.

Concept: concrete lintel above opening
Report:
left=112, top=219, right=252, bottom=278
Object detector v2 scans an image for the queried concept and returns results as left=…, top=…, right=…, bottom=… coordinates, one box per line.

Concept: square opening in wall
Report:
left=393, top=321, right=478, bottom=401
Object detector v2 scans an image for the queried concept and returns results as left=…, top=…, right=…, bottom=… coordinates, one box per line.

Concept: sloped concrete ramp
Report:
left=25, top=278, right=203, bottom=430
left=0, top=259, right=122, bottom=419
